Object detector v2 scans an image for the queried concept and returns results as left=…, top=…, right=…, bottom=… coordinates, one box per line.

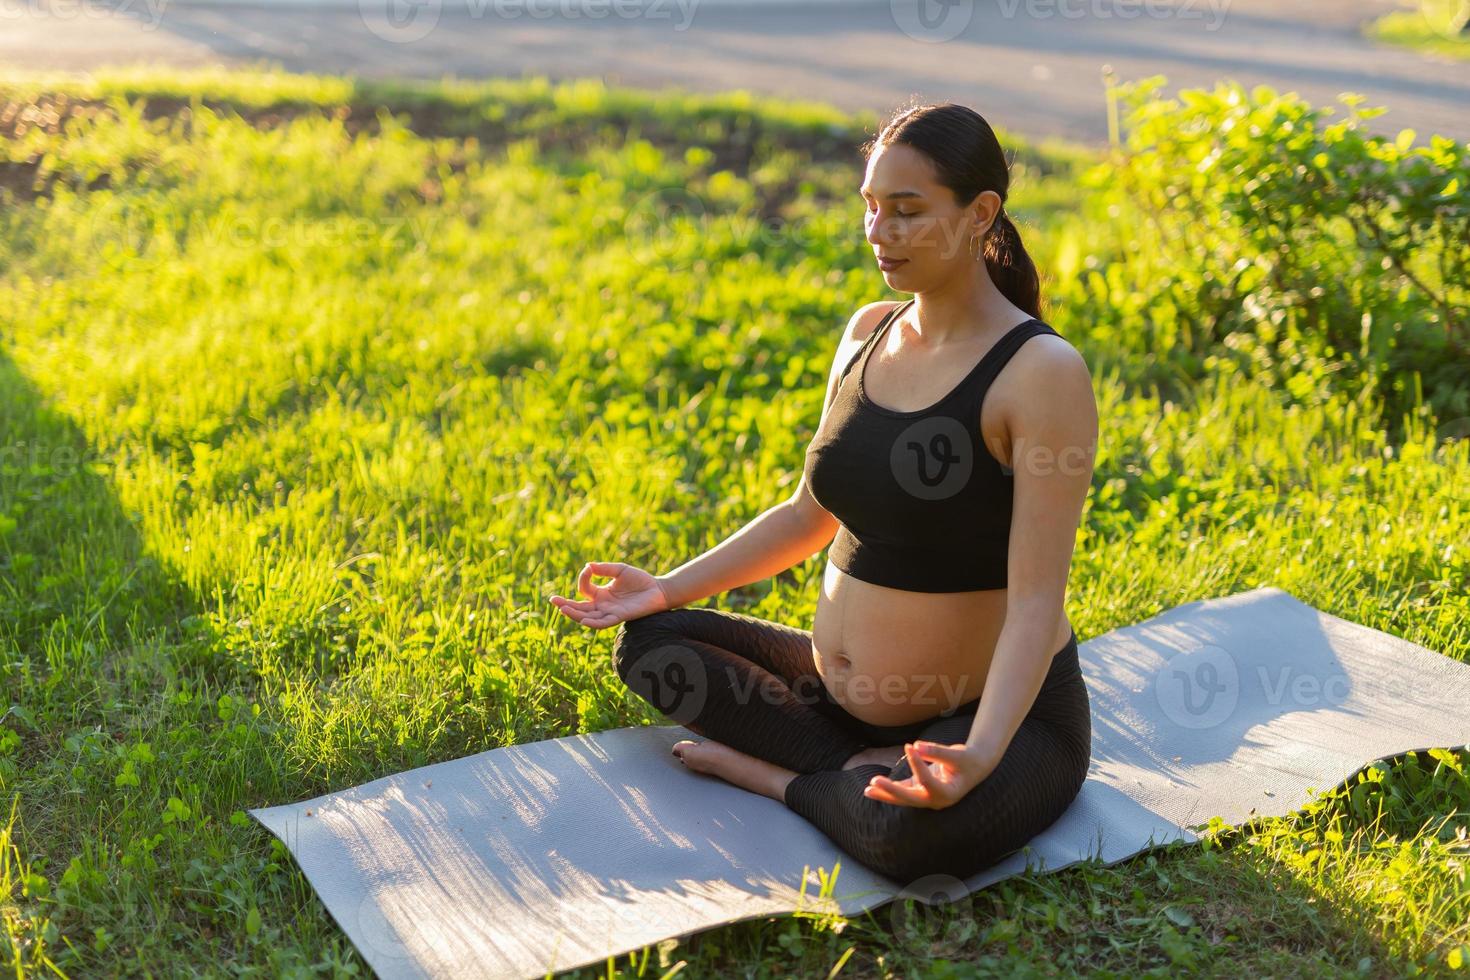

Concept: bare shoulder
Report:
left=825, top=300, right=905, bottom=388
left=812, top=300, right=907, bottom=421
left=998, top=330, right=1097, bottom=427
left=1015, top=331, right=1090, bottom=379
left=844, top=300, right=905, bottom=347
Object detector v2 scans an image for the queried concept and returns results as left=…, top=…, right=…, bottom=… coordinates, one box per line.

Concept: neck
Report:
left=906, top=266, right=1022, bottom=346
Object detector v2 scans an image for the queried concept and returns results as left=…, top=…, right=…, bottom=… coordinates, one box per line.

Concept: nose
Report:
left=865, top=211, right=898, bottom=249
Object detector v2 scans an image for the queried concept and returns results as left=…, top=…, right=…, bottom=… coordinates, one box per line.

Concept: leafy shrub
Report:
left=1064, top=78, right=1469, bottom=435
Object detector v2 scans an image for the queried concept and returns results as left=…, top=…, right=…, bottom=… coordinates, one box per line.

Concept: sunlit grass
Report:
left=1, top=66, right=1467, bottom=976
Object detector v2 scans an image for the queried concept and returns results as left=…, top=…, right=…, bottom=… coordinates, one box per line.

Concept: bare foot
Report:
left=842, top=745, right=907, bottom=770
left=671, top=739, right=797, bottom=802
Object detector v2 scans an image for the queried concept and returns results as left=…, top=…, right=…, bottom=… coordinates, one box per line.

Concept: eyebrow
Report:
left=859, top=186, right=925, bottom=200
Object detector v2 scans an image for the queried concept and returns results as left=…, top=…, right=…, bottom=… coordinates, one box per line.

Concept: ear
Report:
left=968, top=189, right=1003, bottom=238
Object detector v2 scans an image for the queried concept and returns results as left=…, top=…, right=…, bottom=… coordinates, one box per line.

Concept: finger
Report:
left=862, top=775, right=913, bottom=806
left=905, top=743, right=941, bottom=794
left=573, top=606, right=619, bottom=628
left=559, top=600, right=608, bottom=626
left=581, top=561, right=625, bottom=595
left=883, top=772, right=952, bottom=809
left=554, top=603, right=588, bottom=624
left=577, top=564, right=597, bottom=599
left=911, top=740, right=964, bottom=762
left=552, top=596, right=596, bottom=614
left=865, top=780, right=927, bottom=808
left=866, top=773, right=929, bottom=807
left=862, top=782, right=910, bottom=806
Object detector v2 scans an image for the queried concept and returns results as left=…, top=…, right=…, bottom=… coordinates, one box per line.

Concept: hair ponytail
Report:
left=863, top=102, right=1044, bottom=321
left=982, top=210, right=1041, bottom=320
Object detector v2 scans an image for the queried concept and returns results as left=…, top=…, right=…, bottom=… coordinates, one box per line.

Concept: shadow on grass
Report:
left=0, top=342, right=370, bottom=970
left=0, top=346, right=206, bottom=697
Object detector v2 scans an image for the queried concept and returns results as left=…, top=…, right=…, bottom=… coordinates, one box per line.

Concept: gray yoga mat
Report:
left=250, top=586, right=1470, bottom=979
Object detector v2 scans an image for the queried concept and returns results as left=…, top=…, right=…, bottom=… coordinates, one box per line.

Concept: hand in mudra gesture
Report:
left=549, top=561, right=672, bottom=630
left=863, top=741, right=1001, bottom=810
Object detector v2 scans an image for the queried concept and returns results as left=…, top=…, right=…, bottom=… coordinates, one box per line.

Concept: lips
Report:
left=877, top=256, right=907, bottom=271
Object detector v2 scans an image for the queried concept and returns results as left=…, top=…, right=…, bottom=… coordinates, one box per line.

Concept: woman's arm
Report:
left=655, top=302, right=897, bottom=609
left=964, top=339, right=1098, bottom=765
left=654, top=502, right=833, bottom=609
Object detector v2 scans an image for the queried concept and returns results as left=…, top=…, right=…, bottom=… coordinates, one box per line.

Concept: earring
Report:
left=968, top=232, right=982, bottom=262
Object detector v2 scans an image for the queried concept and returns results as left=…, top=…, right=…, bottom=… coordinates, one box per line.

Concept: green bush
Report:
left=1059, top=77, right=1469, bottom=435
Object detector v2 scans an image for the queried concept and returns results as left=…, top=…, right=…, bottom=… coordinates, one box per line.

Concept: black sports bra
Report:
left=802, top=299, right=1062, bottom=592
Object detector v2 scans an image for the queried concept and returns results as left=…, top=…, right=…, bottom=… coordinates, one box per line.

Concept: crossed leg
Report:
left=611, top=607, right=1091, bottom=882
left=782, top=634, right=1092, bottom=882
left=611, top=606, right=875, bottom=774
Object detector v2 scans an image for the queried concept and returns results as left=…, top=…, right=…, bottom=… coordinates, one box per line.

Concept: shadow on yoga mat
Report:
left=249, top=586, right=1470, bottom=979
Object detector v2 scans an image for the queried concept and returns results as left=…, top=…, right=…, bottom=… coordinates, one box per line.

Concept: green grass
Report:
left=1366, top=6, right=1470, bottom=61
left=1, top=66, right=1468, bottom=976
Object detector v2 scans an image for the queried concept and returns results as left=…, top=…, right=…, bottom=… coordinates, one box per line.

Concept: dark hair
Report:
left=860, top=102, right=1043, bottom=320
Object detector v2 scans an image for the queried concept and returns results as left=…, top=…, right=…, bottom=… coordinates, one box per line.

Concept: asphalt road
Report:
left=2, top=0, right=1468, bottom=145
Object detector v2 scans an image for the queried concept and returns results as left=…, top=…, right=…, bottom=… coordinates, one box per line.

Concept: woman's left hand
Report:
left=862, top=741, right=1000, bottom=809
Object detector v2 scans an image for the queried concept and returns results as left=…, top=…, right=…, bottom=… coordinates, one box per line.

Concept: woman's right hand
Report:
left=548, top=561, right=672, bottom=630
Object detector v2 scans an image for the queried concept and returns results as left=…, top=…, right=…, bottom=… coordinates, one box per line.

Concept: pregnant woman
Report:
left=550, top=102, right=1099, bottom=884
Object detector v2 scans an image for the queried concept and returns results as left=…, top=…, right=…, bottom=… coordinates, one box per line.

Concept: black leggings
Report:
left=611, top=606, right=1092, bottom=883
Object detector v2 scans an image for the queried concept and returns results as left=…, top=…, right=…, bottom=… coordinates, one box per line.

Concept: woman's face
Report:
left=861, top=142, right=1001, bottom=287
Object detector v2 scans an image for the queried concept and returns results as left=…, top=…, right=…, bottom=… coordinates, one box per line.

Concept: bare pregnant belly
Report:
left=809, top=560, right=1064, bottom=728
